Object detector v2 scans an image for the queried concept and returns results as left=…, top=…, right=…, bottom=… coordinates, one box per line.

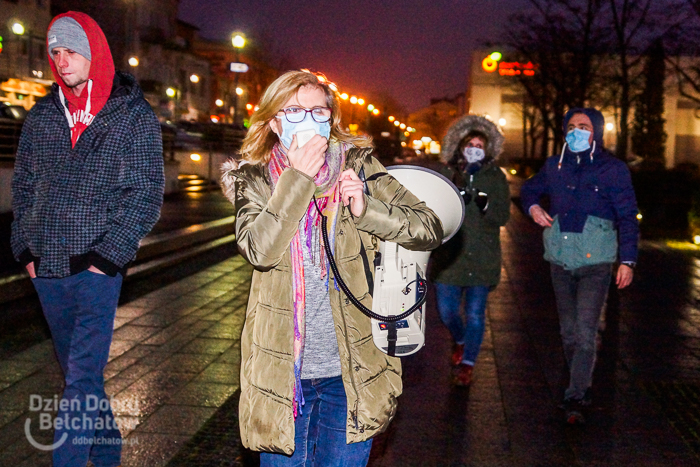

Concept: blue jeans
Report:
left=260, top=376, right=372, bottom=467
left=434, top=283, right=490, bottom=366
left=550, top=263, right=612, bottom=400
left=33, top=270, right=123, bottom=467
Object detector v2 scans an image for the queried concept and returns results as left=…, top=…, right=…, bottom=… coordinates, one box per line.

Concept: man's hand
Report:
left=88, top=265, right=106, bottom=275
left=529, top=204, right=553, bottom=228
left=339, top=169, right=366, bottom=217
left=286, top=134, right=328, bottom=179
left=26, top=262, right=36, bottom=279
left=616, top=264, right=633, bottom=289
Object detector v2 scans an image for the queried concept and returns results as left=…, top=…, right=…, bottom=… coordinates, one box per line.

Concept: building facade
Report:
left=51, top=0, right=211, bottom=121
left=468, top=49, right=700, bottom=168
left=0, top=0, right=53, bottom=109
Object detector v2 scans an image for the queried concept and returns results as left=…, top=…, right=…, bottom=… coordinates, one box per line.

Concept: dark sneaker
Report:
left=451, top=343, right=465, bottom=366
left=563, top=398, right=588, bottom=425
left=452, top=363, right=473, bottom=387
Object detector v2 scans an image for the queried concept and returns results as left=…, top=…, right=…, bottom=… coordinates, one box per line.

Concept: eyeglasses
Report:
left=276, top=106, right=332, bottom=123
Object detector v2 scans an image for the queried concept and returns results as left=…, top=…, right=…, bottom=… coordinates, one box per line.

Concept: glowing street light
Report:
left=128, top=56, right=139, bottom=67
left=350, top=96, right=358, bottom=104
left=166, top=87, right=176, bottom=98
left=388, top=116, right=395, bottom=122
left=215, top=99, right=224, bottom=107
left=11, top=22, right=25, bottom=36
left=190, top=74, right=200, bottom=83
left=394, top=120, right=400, bottom=126
left=357, top=98, right=365, bottom=106
left=236, top=87, right=243, bottom=96
left=498, top=118, right=506, bottom=127
left=232, top=34, right=246, bottom=49
left=246, top=103, right=253, bottom=110
left=340, top=93, right=349, bottom=100
left=367, top=104, right=375, bottom=111
left=372, top=108, right=380, bottom=116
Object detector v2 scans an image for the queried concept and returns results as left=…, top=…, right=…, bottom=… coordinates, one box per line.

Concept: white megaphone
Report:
left=370, top=165, right=465, bottom=357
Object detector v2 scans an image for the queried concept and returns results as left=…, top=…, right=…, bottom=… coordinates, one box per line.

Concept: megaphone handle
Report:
left=386, top=321, right=398, bottom=357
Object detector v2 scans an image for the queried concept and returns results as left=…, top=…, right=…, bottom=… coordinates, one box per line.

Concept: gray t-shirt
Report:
left=300, top=224, right=342, bottom=379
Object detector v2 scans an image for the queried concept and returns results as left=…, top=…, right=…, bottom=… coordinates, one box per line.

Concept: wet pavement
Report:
left=2, top=181, right=700, bottom=465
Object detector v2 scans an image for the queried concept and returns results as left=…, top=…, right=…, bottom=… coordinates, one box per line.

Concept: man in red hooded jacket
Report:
left=11, top=12, right=164, bottom=467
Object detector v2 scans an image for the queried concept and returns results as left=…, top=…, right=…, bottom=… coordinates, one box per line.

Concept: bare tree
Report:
left=504, top=0, right=608, bottom=158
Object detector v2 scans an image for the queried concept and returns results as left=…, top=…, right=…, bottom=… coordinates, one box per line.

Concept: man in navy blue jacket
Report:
left=11, top=12, right=163, bottom=466
left=521, top=107, right=638, bottom=425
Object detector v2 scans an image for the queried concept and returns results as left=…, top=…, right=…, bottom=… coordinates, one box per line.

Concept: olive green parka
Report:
left=221, top=147, right=443, bottom=455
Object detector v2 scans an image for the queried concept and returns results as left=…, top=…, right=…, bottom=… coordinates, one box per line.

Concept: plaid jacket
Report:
left=11, top=72, right=164, bottom=278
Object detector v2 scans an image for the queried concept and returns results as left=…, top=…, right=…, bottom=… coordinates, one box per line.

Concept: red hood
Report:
left=47, top=12, right=115, bottom=137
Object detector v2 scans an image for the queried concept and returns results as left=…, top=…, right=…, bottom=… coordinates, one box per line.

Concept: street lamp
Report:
left=128, top=56, right=139, bottom=67
left=11, top=22, right=25, bottom=36
left=231, top=32, right=246, bottom=126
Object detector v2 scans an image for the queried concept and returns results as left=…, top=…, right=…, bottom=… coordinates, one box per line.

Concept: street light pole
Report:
left=231, top=33, right=245, bottom=126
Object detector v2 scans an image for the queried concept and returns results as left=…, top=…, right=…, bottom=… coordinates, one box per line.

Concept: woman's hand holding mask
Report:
left=287, top=133, right=328, bottom=179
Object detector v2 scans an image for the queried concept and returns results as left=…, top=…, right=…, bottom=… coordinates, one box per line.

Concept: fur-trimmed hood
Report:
left=440, top=114, right=504, bottom=164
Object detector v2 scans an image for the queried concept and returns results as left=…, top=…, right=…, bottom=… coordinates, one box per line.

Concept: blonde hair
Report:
left=239, top=70, right=372, bottom=164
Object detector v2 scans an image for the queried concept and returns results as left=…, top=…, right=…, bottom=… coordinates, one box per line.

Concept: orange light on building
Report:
left=482, top=56, right=498, bottom=73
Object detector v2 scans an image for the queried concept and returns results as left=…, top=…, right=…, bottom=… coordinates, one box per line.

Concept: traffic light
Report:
left=0, top=36, right=4, bottom=54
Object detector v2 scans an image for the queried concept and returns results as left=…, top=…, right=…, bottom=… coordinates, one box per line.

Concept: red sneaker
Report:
left=452, top=363, right=473, bottom=387
left=451, top=343, right=465, bottom=366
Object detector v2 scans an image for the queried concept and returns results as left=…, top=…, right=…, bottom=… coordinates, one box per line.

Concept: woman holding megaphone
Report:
left=221, top=70, right=442, bottom=466
left=430, top=115, right=510, bottom=387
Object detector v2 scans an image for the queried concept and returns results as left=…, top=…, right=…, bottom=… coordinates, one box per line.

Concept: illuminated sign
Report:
left=482, top=52, right=537, bottom=77
left=498, top=61, right=537, bottom=76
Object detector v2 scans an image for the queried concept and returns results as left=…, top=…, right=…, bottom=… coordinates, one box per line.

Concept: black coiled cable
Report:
left=314, top=195, right=427, bottom=322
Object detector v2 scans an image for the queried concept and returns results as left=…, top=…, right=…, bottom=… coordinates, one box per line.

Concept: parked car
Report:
left=0, top=105, right=26, bottom=157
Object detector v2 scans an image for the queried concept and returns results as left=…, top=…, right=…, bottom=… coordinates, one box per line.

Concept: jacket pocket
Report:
left=542, top=217, right=563, bottom=264
left=579, top=216, right=617, bottom=265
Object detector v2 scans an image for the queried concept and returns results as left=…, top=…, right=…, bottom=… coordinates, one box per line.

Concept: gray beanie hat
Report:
left=47, top=16, right=91, bottom=61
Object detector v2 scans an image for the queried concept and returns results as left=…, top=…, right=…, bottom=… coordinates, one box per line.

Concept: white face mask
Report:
left=463, top=147, right=485, bottom=164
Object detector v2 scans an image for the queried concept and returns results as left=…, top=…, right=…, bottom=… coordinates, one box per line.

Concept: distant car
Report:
left=0, top=105, right=28, bottom=121
left=0, top=105, right=26, bottom=156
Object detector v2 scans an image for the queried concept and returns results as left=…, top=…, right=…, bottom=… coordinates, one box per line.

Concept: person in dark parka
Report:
left=430, top=115, right=510, bottom=386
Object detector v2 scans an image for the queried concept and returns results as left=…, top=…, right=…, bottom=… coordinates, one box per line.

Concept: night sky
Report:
left=177, top=0, right=531, bottom=113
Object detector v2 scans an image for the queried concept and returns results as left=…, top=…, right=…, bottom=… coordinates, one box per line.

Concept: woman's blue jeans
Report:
left=32, top=270, right=123, bottom=467
left=434, top=283, right=490, bottom=366
left=260, top=376, right=373, bottom=467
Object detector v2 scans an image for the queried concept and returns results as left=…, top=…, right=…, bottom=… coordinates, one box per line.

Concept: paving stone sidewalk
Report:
left=0, top=255, right=252, bottom=467
left=3, top=196, right=700, bottom=466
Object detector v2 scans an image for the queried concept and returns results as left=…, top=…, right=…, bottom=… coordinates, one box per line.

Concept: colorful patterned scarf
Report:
left=268, top=140, right=345, bottom=418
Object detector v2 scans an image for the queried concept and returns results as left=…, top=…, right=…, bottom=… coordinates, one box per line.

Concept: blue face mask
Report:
left=277, top=113, right=331, bottom=149
left=565, top=128, right=592, bottom=153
